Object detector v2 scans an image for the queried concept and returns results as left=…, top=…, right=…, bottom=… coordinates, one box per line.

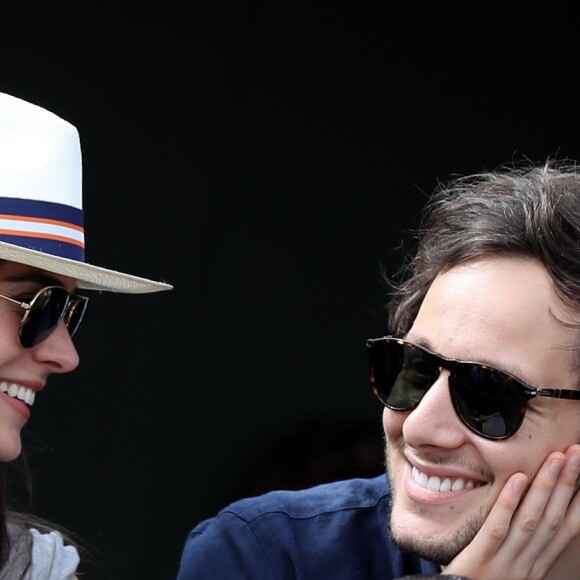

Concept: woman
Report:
left=0, top=92, right=172, bottom=577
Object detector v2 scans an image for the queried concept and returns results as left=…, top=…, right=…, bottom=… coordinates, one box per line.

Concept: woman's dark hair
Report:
left=0, top=452, right=87, bottom=578
left=388, top=159, right=580, bottom=335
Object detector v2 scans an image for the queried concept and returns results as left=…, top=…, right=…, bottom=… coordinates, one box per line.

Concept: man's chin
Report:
left=389, top=514, right=482, bottom=566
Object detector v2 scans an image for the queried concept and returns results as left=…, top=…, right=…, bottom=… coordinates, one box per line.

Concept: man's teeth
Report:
left=0, top=382, right=35, bottom=405
left=411, top=466, right=479, bottom=492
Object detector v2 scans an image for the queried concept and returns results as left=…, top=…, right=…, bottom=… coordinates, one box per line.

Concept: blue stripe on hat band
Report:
left=0, top=234, right=85, bottom=261
left=0, top=198, right=85, bottom=261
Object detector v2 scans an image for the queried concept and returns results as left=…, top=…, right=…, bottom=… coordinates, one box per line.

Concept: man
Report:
left=176, top=160, right=580, bottom=579
left=0, top=91, right=172, bottom=577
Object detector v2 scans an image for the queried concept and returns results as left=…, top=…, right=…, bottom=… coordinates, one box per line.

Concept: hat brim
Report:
left=0, top=241, right=172, bottom=293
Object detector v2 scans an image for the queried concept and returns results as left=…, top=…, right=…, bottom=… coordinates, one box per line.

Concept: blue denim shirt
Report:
left=176, top=475, right=441, bottom=579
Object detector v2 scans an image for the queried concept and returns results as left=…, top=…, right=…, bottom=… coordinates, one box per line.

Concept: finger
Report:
left=442, top=474, right=528, bottom=578
left=534, top=448, right=580, bottom=538
left=462, top=473, right=528, bottom=560
left=452, top=453, right=569, bottom=577
left=512, top=452, right=566, bottom=539
left=525, top=448, right=580, bottom=577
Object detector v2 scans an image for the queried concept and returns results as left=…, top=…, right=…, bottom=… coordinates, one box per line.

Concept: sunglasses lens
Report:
left=66, top=297, right=88, bottom=338
left=450, top=367, right=524, bottom=439
left=369, top=340, right=439, bottom=410
left=20, top=287, right=70, bottom=348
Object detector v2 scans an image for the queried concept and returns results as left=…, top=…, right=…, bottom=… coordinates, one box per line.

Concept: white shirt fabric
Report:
left=27, top=528, right=79, bottom=579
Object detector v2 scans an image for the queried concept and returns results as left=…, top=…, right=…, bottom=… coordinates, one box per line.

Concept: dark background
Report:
left=1, top=4, right=579, bottom=579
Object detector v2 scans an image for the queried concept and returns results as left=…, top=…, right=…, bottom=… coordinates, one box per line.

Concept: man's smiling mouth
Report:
left=412, top=466, right=485, bottom=492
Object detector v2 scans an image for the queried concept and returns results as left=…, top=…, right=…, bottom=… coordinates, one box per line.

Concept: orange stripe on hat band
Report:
left=0, top=213, right=84, bottom=233
left=0, top=229, right=85, bottom=249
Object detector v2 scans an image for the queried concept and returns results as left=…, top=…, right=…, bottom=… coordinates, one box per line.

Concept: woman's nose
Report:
left=30, top=321, right=80, bottom=373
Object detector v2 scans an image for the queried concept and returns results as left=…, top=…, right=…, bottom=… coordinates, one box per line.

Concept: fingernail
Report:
left=512, top=478, right=526, bottom=494
left=549, top=458, right=564, bottom=476
left=570, top=453, right=580, bottom=471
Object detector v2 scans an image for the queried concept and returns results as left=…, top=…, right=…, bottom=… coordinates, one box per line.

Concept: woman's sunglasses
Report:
left=366, top=336, right=580, bottom=440
left=0, top=286, right=89, bottom=348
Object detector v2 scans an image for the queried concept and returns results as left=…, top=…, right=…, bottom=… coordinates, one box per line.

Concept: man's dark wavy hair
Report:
left=388, top=158, right=580, bottom=336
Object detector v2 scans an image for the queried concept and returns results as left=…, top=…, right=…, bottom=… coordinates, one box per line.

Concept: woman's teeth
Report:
left=0, top=382, right=35, bottom=405
left=412, top=466, right=481, bottom=492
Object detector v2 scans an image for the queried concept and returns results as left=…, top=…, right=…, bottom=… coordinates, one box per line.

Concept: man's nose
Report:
left=401, top=370, right=468, bottom=448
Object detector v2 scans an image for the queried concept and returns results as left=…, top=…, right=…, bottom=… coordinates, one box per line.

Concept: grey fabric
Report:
left=0, top=522, right=32, bottom=580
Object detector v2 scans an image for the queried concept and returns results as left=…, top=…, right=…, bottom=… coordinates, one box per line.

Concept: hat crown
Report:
left=0, top=92, right=82, bottom=210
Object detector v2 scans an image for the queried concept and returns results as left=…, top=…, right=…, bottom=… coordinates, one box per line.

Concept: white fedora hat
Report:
left=0, top=92, right=172, bottom=293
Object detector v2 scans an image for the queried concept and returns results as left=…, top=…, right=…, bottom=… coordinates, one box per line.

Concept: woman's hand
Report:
left=442, top=444, right=580, bottom=580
